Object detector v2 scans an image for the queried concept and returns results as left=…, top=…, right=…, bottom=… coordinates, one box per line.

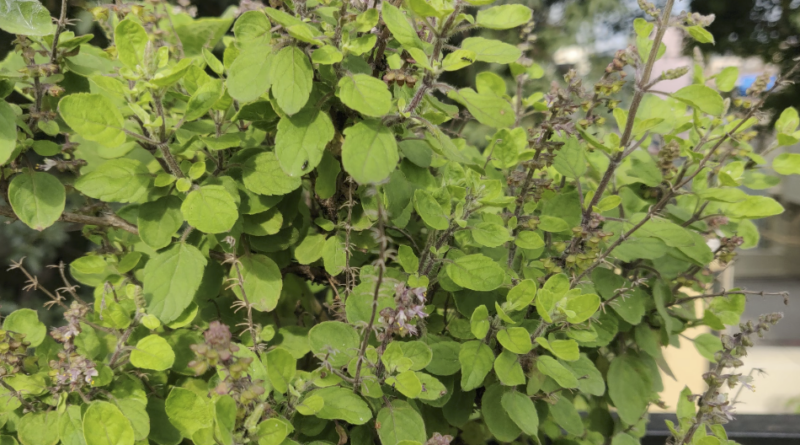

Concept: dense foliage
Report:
left=690, top=0, right=800, bottom=118
left=0, top=1, right=797, bottom=445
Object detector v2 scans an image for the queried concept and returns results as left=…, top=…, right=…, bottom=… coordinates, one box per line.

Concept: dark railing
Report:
left=644, top=414, right=800, bottom=445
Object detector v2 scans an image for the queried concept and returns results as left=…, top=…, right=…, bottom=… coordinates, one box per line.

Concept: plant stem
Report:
left=353, top=194, right=387, bottom=393
left=50, top=0, right=69, bottom=66
left=581, top=0, right=675, bottom=223
left=0, top=206, right=139, bottom=235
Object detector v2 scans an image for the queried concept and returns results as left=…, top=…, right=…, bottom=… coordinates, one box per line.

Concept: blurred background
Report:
left=1, top=0, right=799, bottom=421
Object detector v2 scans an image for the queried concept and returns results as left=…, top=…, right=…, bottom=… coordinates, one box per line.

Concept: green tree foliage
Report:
left=690, top=0, right=800, bottom=117
left=0, top=0, right=794, bottom=445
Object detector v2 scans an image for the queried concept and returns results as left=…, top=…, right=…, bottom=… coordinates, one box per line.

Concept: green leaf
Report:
left=294, top=234, right=326, bottom=265
left=185, top=78, right=223, bottom=121
left=110, top=399, right=148, bottom=442
left=611, top=433, right=640, bottom=445
left=471, top=222, right=511, bottom=248
left=270, top=46, right=312, bottom=115
left=553, top=137, right=587, bottom=179
left=386, top=370, right=423, bottom=398
left=151, top=58, right=193, bottom=87
left=635, top=216, right=694, bottom=247
left=515, top=231, right=544, bottom=249
left=130, top=334, right=175, bottom=371
left=537, top=355, right=578, bottom=388
left=381, top=3, right=424, bottom=50
left=597, top=195, right=622, bottom=212
left=234, top=11, right=271, bottom=48
left=309, top=321, right=360, bottom=367
left=446, top=254, right=505, bottom=291
left=592, top=268, right=645, bottom=325
left=8, top=170, right=65, bottom=231
left=165, top=387, right=212, bottom=437
left=497, top=327, right=533, bottom=354
left=442, top=49, right=477, bottom=71
left=506, top=279, right=537, bottom=312
left=652, top=280, right=676, bottom=334
left=716, top=67, right=739, bottom=92
left=229, top=254, right=283, bottom=312
left=470, top=304, right=490, bottom=339
left=413, top=189, right=449, bottom=230
left=137, top=195, right=184, bottom=250
left=227, top=46, right=273, bottom=103
left=633, top=18, right=654, bottom=37
left=338, top=74, right=393, bottom=117
left=397, top=244, right=419, bottom=273
left=676, top=231, right=714, bottom=266
left=776, top=107, right=799, bottom=134
left=476, top=5, right=532, bottom=30
left=315, top=151, right=341, bottom=199
left=565, top=293, right=600, bottom=324
left=685, top=25, right=715, bottom=44
left=342, top=120, right=399, bottom=184
left=677, top=385, right=695, bottom=419
left=83, top=402, right=135, bottom=445
left=447, top=88, right=514, bottom=128
left=494, top=350, right=526, bottom=386
left=58, top=405, right=86, bottom=445
left=694, top=333, right=723, bottom=362
left=256, top=420, right=289, bottom=445
left=276, top=109, right=334, bottom=177
left=322, top=236, right=347, bottom=275
left=608, top=353, right=653, bottom=425
left=671, top=85, right=724, bottom=116
left=725, top=196, right=784, bottom=219
left=399, top=341, right=433, bottom=370
left=549, top=396, right=584, bottom=436
left=501, top=390, right=538, bottom=436
left=538, top=215, right=570, bottom=233
left=0, top=100, right=17, bottom=165
left=181, top=185, right=239, bottom=234
left=408, top=0, right=454, bottom=18
left=376, top=400, right=427, bottom=445
left=243, top=151, right=303, bottom=196
left=482, top=384, right=521, bottom=442
left=487, top=127, right=525, bottom=169
left=59, top=93, right=126, bottom=148
left=74, top=158, right=151, bottom=203
left=115, top=20, right=148, bottom=70
left=295, top=394, right=323, bottom=416
left=561, top=354, right=605, bottom=396
left=460, top=37, right=522, bottom=64
left=3, top=308, right=46, bottom=347
left=773, top=153, right=800, bottom=175
left=145, top=399, right=181, bottom=445
left=312, top=386, right=372, bottom=425
left=248, top=211, right=285, bottom=239
left=312, top=46, right=343, bottom=64
left=17, top=411, right=59, bottom=445
left=426, top=341, right=462, bottom=376
left=0, top=0, right=53, bottom=36
left=265, top=347, right=296, bottom=394
left=536, top=338, right=579, bottom=361
left=544, top=273, right=570, bottom=297
left=174, top=18, right=233, bottom=57
left=144, top=243, right=207, bottom=323
left=264, top=8, right=321, bottom=44
left=202, top=47, right=224, bottom=75
left=71, top=255, right=106, bottom=275
left=459, top=340, right=494, bottom=390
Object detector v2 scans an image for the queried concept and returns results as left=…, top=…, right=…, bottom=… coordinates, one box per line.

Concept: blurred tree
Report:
left=690, top=0, right=800, bottom=116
